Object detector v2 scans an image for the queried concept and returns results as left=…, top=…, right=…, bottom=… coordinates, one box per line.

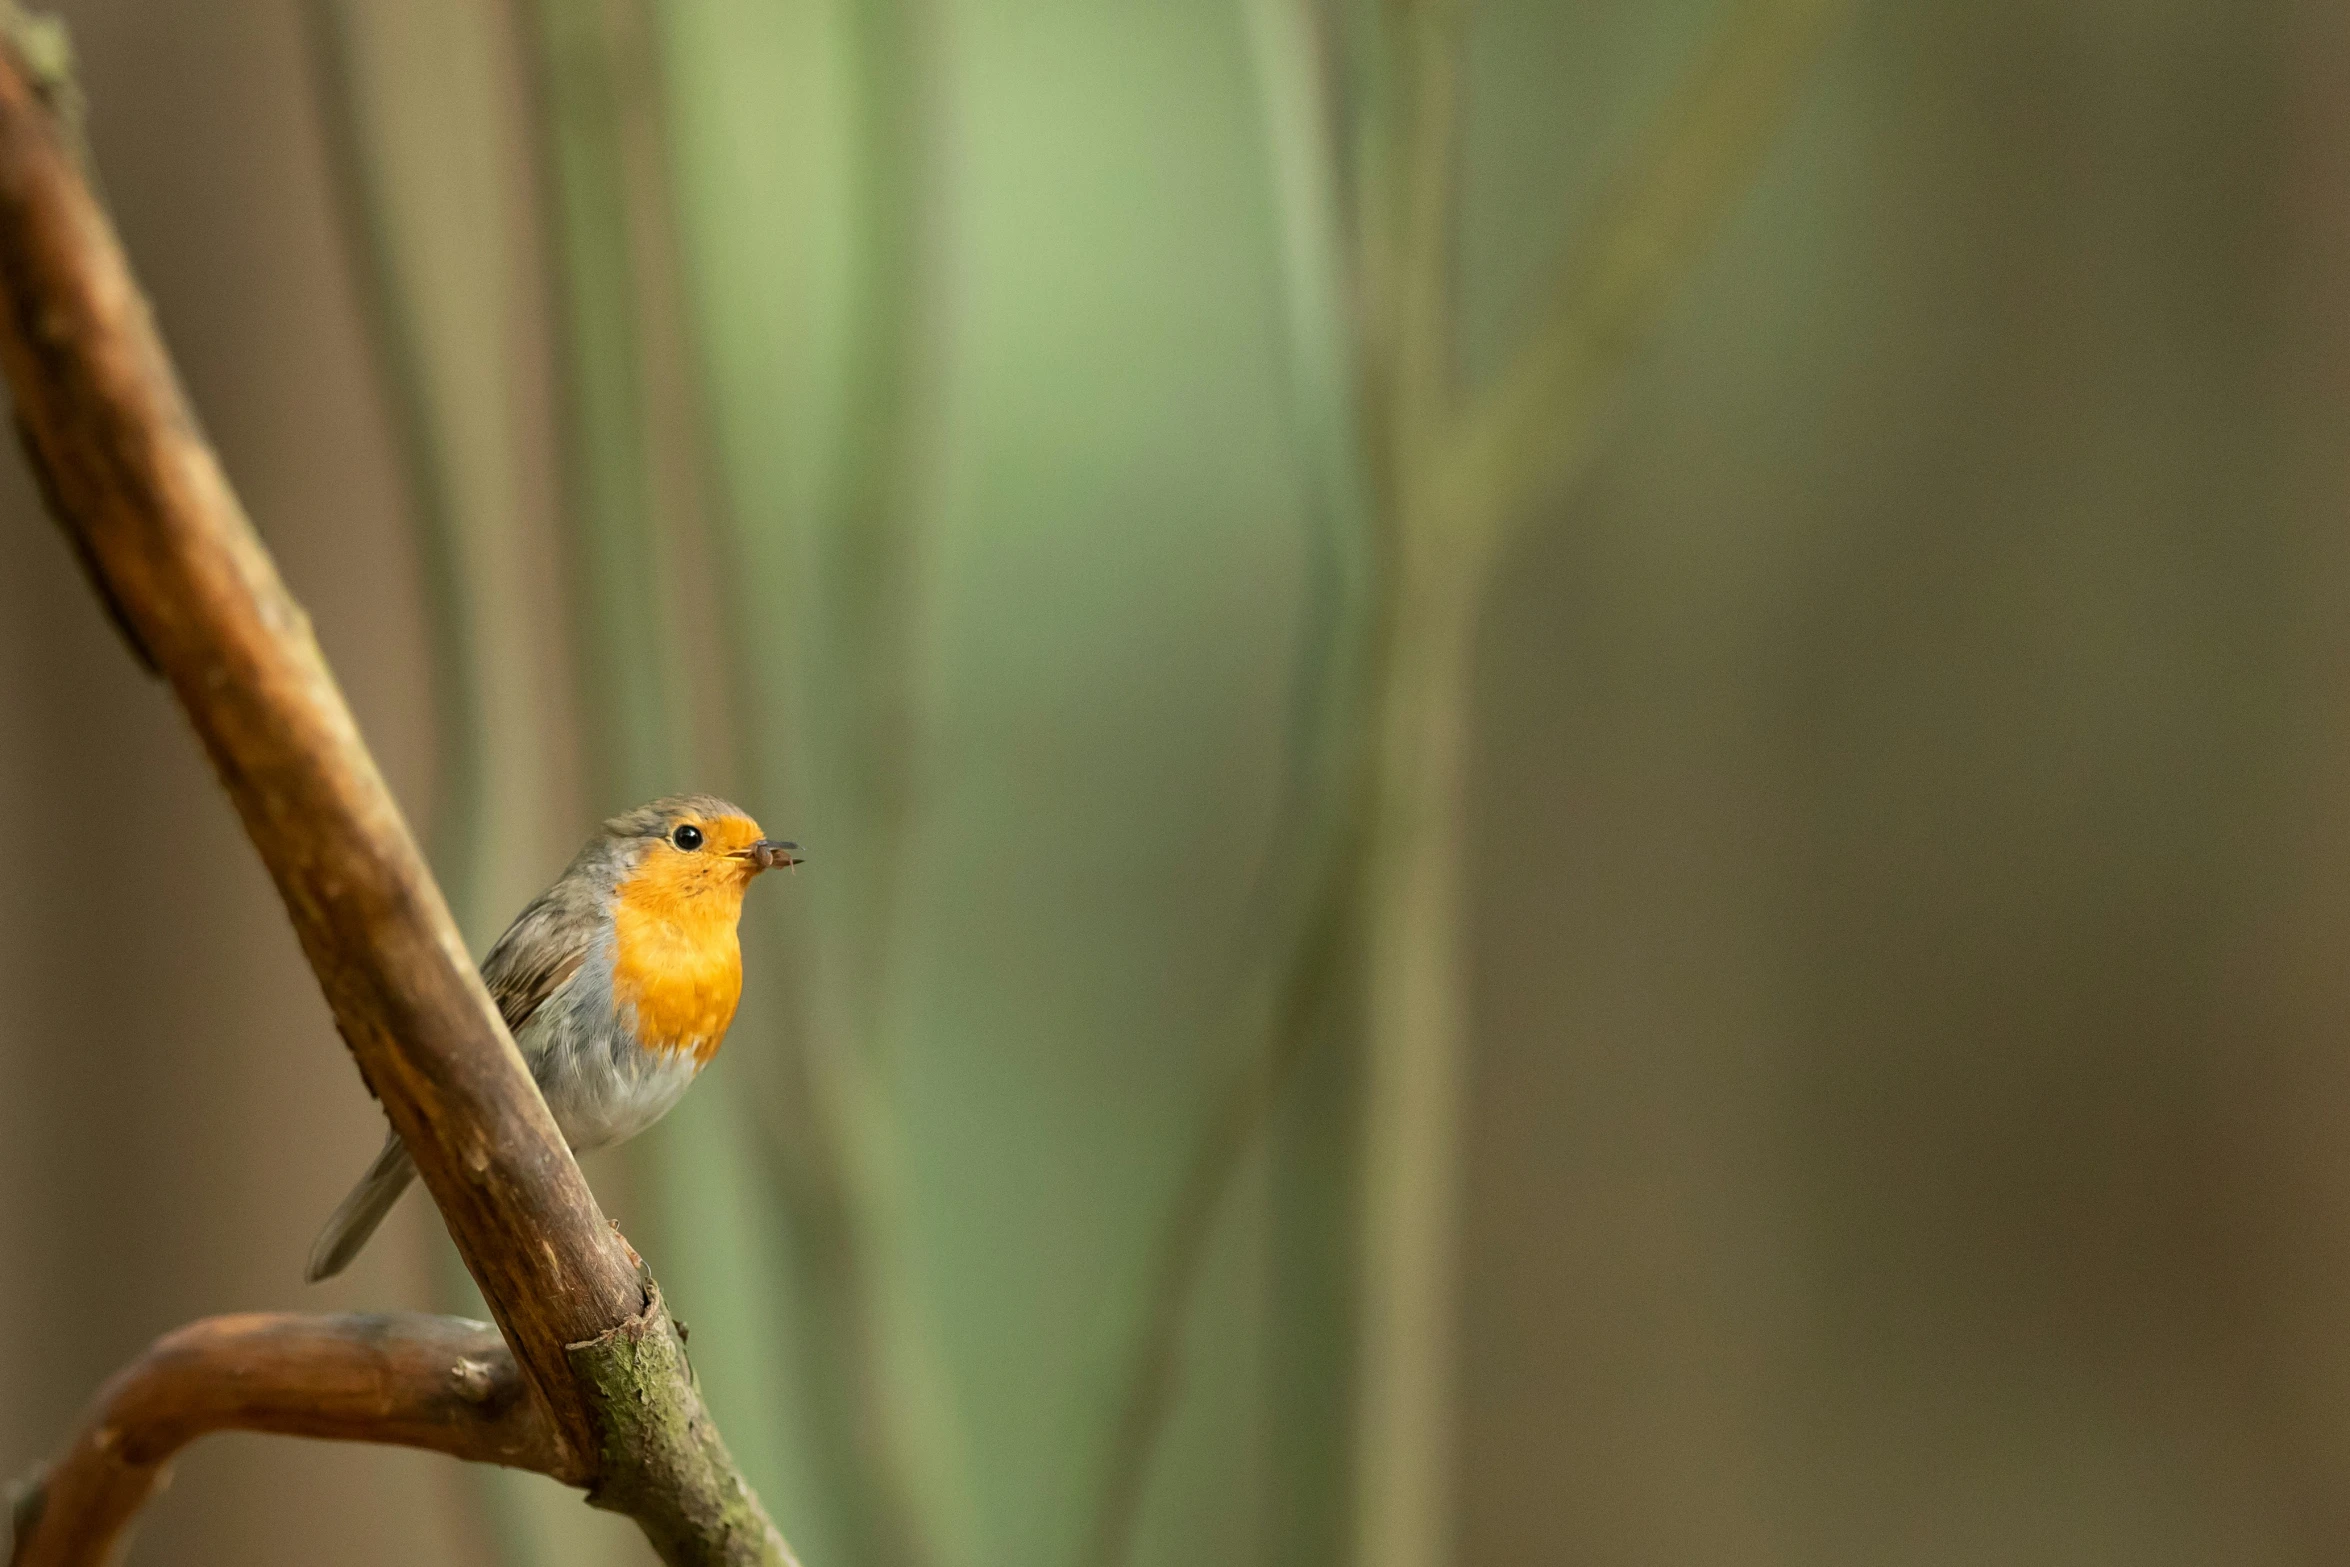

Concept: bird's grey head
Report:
left=582, top=794, right=800, bottom=888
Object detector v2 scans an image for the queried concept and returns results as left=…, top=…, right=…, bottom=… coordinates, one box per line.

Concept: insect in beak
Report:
left=735, top=839, right=802, bottom=872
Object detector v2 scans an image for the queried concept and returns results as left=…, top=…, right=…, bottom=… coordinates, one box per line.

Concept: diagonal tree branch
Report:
left=9, top=1314, right=575, bottom=1567
left=0, top=7, right=636, bottom=1442
left=0, top=14, right=795, bottom=1565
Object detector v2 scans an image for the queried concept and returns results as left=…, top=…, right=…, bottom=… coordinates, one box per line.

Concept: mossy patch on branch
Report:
left=568, top=1285, right=799, bottom=1567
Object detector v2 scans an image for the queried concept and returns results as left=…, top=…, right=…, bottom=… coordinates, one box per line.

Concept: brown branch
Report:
left=8, top=1314, right=575, bottom=1567
left=0, top=12, right=793, bottom=1565
left=0, top=14, right=636, bottom=1433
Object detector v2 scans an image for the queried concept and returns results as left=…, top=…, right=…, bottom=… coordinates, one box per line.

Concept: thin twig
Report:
left=1392, top=0, right=1467, bottom=450
left=1438, top=0, right=1855, bottom=548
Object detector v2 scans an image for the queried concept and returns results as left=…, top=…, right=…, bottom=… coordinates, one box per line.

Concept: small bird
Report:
left=306, top=793, right=800, bottom=1282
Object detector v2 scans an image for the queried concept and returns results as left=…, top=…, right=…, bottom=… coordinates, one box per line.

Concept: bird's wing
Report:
left=477, top=887, right=594, bottom=1041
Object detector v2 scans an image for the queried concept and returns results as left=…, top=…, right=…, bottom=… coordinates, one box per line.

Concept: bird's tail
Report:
left=305, top=1133, right=416, bottom=1282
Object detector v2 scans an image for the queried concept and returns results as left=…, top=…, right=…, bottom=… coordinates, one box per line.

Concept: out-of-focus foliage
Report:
left=648, top=3, right=1356, bottom=1561
left=323, top=0, right=1371, bottom=1561
left=5, top=0, right=2343, bottom=1564
left=313, top=1, right=1845, bottom=1565
left=306, top=2, right=2327, bottom=1566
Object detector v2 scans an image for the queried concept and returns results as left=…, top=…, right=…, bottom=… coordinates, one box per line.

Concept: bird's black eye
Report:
left=671, top=823, right=704, bottom=851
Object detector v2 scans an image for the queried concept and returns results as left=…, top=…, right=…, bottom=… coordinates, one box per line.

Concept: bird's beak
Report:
left=736, top=839, right=802, bottom=872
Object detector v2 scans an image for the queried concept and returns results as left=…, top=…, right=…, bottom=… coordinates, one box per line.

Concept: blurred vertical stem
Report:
left=303, top=0, right=487, bottom=927
left=652, top=1, right=963, bottom=1564
left=1343, top=3, right=1856, bottom=1566
left=818, top=0, right=930, bottom=1000
left=1347, top=528, right=1479, bottom=1567
left=776, top=3, right=963, bottom=1561
left=524, top=0, right=688, bottom=807
left=1349, top=6, right=1476, bottom=1562
left=1082, top=1, right=1376, bottom=1560
left=520, top=0, right=810, bottom=1542
left=306, top=5, right=626, bottom=1562
left=753, top=0, right=963, bottom=1556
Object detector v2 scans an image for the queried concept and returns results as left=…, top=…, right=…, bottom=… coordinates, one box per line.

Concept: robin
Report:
left=305, top=793, right=800, bottom=1282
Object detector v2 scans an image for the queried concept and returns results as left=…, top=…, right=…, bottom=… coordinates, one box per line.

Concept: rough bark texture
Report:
left=0, top=12, right=795, bottom=1565
left=571, top=1287, right=804, bottom=1567
left=8, top=1315, right=572, bottom=1567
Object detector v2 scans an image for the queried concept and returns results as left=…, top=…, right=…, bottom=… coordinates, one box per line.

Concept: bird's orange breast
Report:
left=610, top=853, right=747, bottom=1066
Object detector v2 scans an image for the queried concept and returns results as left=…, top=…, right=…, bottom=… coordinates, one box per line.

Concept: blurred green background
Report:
left=6, top=2, right=2350, bottom=1565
